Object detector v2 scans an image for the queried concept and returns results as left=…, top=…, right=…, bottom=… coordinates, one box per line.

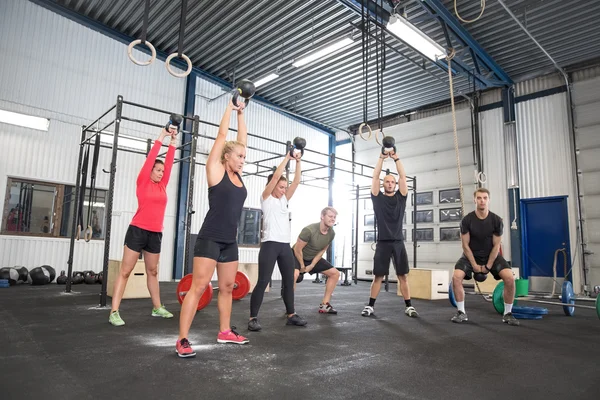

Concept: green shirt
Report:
left=294, top=222, right=335, bottom=260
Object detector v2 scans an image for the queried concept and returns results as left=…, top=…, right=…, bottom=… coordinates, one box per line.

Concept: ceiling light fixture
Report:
left=292, top=36, right=354, bottom=68
left=386, top=14, right=446, bottom=62
left=0, top=109, right=49, bottom=131
left=254, top=72, right=280, bottom=87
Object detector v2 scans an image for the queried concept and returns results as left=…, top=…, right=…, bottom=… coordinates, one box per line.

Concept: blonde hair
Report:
left=220, top=140, right=246, bottom=163
left=321, top=206, right=338, bottom=217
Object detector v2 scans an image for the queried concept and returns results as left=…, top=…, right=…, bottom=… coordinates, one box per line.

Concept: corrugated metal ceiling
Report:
left=39, top=0, right=600, bottom=130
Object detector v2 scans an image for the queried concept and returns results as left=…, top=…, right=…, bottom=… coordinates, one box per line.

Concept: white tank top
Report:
left=261, top=194, right=291, bottom=243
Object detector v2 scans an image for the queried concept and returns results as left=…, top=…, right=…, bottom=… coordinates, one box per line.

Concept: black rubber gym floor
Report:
left=1, top=280, right=599, bottom=400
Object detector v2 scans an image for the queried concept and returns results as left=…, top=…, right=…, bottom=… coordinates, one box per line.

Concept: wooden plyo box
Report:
left=107, top=259, right=151, bottom=299
left=397, top=268, right=449, bottom=300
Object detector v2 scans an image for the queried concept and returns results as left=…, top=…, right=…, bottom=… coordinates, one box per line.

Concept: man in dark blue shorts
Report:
left=451, top=188, right=519, bottom=326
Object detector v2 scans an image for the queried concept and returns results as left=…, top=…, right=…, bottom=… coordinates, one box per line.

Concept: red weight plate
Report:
left=232, top=271, right=250, bottom=300
left=176, top=274, right=193, bottom=305
left=197, top=282, right=213, bottom=311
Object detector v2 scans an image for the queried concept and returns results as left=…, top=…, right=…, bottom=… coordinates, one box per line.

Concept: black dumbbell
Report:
left=165, top=113, right=183, bottom=132
left=289, top=137, right=306, bottom=158
left=381, top=136, right=396, bottom=155
left=232, top=79, right=256, bottom=107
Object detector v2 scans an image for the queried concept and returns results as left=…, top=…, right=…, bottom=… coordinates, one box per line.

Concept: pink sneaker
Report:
left=217, top=327, right=249, bottom=345
left=175, top=338, right=196, bottom=358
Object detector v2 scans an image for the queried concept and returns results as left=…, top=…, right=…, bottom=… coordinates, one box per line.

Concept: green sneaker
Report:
left=152, top=305, right=173, bottom=319
left=109, top=310, right=125, bottom=326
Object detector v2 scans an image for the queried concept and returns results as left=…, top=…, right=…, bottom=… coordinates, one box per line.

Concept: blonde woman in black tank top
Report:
left=176, top=100, right=249, bottom=358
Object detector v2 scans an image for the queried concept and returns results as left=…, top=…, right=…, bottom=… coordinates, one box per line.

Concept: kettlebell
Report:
left=84, top=271, right=97, bottom=285
left=290, top=137, right=306, bottom=158
left=72, top=271, right=85, bottom=285
left=381, top=136, right=396, bottom=155
left=96, top=271, right=103, bottom=284
left=165, top=113, right=183, bottom=132
left=232, top=79, right=256, bottom=107
left=473, top=272, right=487, bottom=282
left=56, top=270, right=68, bottom=285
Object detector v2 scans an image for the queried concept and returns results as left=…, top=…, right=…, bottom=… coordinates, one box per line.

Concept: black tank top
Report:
left=198, top=171, right=247, bottom=243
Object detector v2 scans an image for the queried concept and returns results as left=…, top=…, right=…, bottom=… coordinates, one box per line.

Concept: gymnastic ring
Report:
left=127, top=39, right=157, bottom=66
left=84, top=226, right=93, bottom=243
left=476, top=171, right=488, bottom=184
left=76, top=225, right=81, bottom=241
left=358, top=123, right=372, bottom=141
left=371, top=242, right=377, bottom=251
left=375, top=129, right=384, bottom=146
left=166, top=53, right=193, bottom=78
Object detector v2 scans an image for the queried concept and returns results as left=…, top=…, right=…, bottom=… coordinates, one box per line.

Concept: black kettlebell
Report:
left=381, top=136, right=396, bottom=155
left=165, top=113, right=183, bottom=132
left=56, top=271, right=68, bottom=285
left=473, top=272, right=487, bottom=282
left=84, top=271, right=97, bottom=285
left=95, top=271, right=103, bottom=284
left=290, top=137, right=306, bottom=158
left=232, top=79, right=256, bottom=107
left=296, top=272, right=305, bottom=284
left=72, top=271, right=85, bottom=285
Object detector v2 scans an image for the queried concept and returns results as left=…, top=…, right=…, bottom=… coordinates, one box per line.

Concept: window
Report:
left=440, top=227, right=461, bottom=241
left=440, top=207, right=462, bottom=222
left=412, top=191, right=433, bottom=205
left=413, top=209, right=433, bottom=223
left=364, top=214, right=375, bottom=227
left=412, top=228, right=434, bottom=241
left=439, top=188, right=461, bottom=204
left=2, top=178, right=106, bottom=239
left=237, top=208, right=262, bottom=247
left=402, top=229, right=406, bottom=242
left=3, top=179, right=57, bottom=235
left=364, top=230, right=376, bottom=243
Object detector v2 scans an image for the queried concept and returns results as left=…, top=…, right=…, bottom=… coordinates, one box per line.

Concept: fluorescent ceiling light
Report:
left=292, top=37, right=354, bottom=68
left=386, top=14, right=446, bottom=62
left=0, top=109, right=49, bottom=131
left=255, top=73, right=280, bottom=87
left=100, top=132, right=150, bottom=152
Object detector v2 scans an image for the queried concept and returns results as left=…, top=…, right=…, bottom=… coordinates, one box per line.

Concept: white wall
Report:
left=192, top=77, right=331, bottom=281
left=515, top=93, right=581, bottom=291
left=572, top=75, right=600, bottom=290
left=353, top=109, right=475, bottom=280
left=0, top=0, right=186, bottom=280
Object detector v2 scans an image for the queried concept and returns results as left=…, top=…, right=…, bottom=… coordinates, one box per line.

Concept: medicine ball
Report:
left=29, top=266, right=51, bottom=285
left=0, top=267, right=19, bottom=285
left=41, top=265, right=56, bottom=282
left=16, top=266, right=29, bottom=283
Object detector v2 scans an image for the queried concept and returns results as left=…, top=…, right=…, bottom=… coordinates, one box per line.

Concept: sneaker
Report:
left=318, top=302, right=337, bottom=314
left=217, top=327, right=249, bottom=344
left=451, top=310, right=468, bottom=323
left=175, top=338, right=196, bottom=358
left=503, top=312, right=520, bottom=326
left=405, top=306, right=419, bottom=318
left=286, top=313, right=307, bottom=326
left=248, top=318, right=262, bottom=332
left=361, top=305, right=375, bottom=317
left=152, top=305, right=173, bottom=319
left=109, top=310, right=125, bottom=326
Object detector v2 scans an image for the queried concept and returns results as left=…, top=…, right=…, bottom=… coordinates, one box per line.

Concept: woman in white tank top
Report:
left=248, top=150, right=307, bottom=331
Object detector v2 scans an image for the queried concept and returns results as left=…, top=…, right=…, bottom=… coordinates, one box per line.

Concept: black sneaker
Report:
left=502, top=312, right=520, bottom=326
left=248, top=318, right=262, bottom=331
left=451, top=310, right=468, bottom=323
left=286, top=313, right=307, bottom=326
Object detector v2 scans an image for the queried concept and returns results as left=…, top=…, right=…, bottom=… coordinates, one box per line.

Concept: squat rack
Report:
left=66, top=95, right=201, bottom=307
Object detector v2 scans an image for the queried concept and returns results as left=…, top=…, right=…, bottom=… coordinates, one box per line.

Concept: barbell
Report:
left=176, top=271, right=251, bottom=311
left=442, top=281, right=600, bottom=320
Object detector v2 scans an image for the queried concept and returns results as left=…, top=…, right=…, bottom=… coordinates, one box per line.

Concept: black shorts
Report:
left=373, top=240, right=409, bottom=276
left=193, top=237, right=238, bottom=263
left=293, top=257, right=334, bottom=275
left=124, top=225, right=162, bottom=254
left=454, top=255, right=510, bottom=280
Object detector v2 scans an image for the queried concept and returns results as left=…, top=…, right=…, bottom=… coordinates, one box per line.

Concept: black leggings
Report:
left=250, top=241, right=295, bottom=317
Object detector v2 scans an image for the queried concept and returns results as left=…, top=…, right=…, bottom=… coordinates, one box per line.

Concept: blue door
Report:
left=520, top=196, right=571, bottom=279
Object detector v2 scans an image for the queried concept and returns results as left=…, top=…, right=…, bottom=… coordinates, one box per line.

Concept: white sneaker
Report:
left=361, top=305, right=375, bottom=317
left=405, top=306, right=418, bottom=318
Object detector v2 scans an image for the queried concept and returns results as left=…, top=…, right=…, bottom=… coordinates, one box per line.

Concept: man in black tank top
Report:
left=451, top=188, right=519, bottom=326
left=361, top=150, right=418, bottom=318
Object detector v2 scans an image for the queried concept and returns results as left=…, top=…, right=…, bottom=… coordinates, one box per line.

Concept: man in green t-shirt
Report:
left=292, top=207, right=339, bottom=314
